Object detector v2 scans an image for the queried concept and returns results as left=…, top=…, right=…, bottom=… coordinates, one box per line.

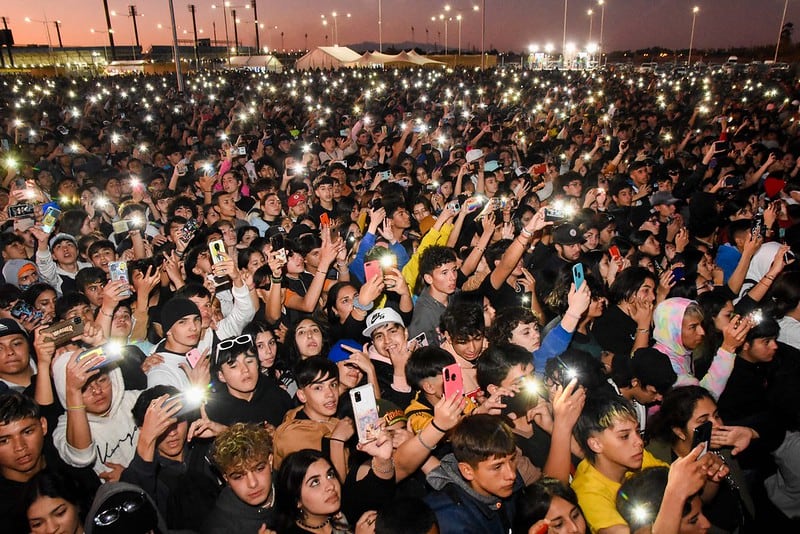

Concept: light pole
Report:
left=598, top=0, right=605, bottom=65
left=587, top=9, right=593, bottom=43
left=456, top=14, right=462, bottom=55
left=775, top=0, right=789, bottom=62
left=687, top=6, right=699, bottom=66
left=167, top=0, right=184, bottom=92
left=250, top=0, right=260, bottom=52
left=89, top=27, right=114, bottom=61
left=211, top=3, right=231, bottom=63
left=561, top=0, right=568, bottom=65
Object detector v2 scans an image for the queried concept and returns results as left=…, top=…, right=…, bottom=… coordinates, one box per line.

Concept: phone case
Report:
left=364, top=260, right=381, bottom=282
left=350, top=384, right=380, bottom=443
left=609, top=246, right=622, bottom=260
left=11, top=301, right=42, bottom=321
left=408, top=332, right=428, bottom=350
left=76, top=343, right=123, bottom=371
left=186, top=349, right=203, bottom=369
left=442, top=363, right=464, bottom=400
left=209, top=240, right=228, bottom=264
left=691, top=420, right=713, bottom=458
left=572, top=263, right=585, bottom=290
left=109, top=262, right=132, bottom=297
left=41, top=317, right=84, bottom=347
left=41, top=207, right=61, bottom=234
left=320, top=213, right=330, bottom=226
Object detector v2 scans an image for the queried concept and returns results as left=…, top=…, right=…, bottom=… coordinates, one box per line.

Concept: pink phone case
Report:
left=186, top=349, right=203, bottom=369
left=442, top=363, right=464, bottom=400
left=364, top=260, right=381, bottom=281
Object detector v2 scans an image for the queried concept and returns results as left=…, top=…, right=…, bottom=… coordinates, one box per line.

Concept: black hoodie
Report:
left=201, top=486, right=277, bottom=534
left=205, top=374, right=294, bottom=427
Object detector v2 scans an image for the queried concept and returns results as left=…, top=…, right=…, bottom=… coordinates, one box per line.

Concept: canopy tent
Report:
left=344, top=50, right=446, bottom=68
left=402, top=50, right=447, bottom=67
left=295, top=46, right=362, bottom=70
left=226, top=54, right=283, bottom=72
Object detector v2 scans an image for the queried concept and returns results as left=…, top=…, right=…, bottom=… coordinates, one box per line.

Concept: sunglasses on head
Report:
left=215, top=334, right=254, bottom=364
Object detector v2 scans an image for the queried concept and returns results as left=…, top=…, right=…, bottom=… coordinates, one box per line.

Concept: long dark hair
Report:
left=275, top=450, right=344, bottom=532
left=647, top=385, right=715, bottom=446
left=22, top=470, right=88, bottom=527
left=513, top=478, right=583, bottom=534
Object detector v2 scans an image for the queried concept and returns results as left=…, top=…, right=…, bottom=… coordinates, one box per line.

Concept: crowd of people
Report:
left=0, top=61, right=799, bottom=534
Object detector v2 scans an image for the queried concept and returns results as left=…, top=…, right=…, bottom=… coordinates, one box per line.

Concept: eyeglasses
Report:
left=215, top=334, right=253, bottom=363
left=93, top=492, right=146, bottom=526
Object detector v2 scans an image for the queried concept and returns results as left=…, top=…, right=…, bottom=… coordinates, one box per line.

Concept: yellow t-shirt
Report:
left=571, top=451, right=669, bottom=533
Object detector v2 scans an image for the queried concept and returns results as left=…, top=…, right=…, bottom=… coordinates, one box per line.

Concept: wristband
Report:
left=636, top=328, right=649, bottom=334
left=430, top=420, right=447, bottom=434
left=100, top=309, right=113, bottom=318
left=417, top=432, right=436, bottom=451
left=520, top=227, right=533, bottom=237
left=353, top=299, right=374, bottom=312
left=271, top=276, right=283, bottom=284
left=66, top=405, right=86, bottom=411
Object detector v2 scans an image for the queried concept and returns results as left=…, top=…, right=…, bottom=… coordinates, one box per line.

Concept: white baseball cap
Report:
left=363, top=307, right=405, bottom=337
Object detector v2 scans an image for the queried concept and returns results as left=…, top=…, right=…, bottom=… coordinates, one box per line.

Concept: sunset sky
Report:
left=1, top=0, right=795, bottom=54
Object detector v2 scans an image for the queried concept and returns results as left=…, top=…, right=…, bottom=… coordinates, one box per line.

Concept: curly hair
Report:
left=487, top=306, right=539, bottom=346
left=213, top=422, right=274, bottom=474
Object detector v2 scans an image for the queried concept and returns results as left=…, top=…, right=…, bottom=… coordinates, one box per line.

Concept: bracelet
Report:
left=520, top=227, right=533, bottom=237
left=417, top=431, right=436, bottom=451
left=271, top=276, right=283, bottom=284
left=636, top=328, right=650, bottom=334
left=764, top=274, right=775, bottom=280
left=66, top=404, right=86, bottom=411
left=353, top=299, right=374, bottom=312
left=371, top=458, right=395, bottom=475
left=100, top=309, right=113, bottom=318
left=430, top=420, right=447, bottom=434
left=329, top=437, right=346, bottom=443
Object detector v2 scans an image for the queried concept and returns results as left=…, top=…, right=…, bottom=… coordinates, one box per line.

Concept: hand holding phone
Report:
left=350, top=384, right=380, bottom=443
left=691, top=420, right=713, bottom=458
left=442, top=363, right=464, bottom=400
left=572, top=263, right=585, bottom=290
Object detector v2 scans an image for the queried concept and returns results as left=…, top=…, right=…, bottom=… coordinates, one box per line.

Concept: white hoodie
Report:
left=52, top=351, right=141, bottom=476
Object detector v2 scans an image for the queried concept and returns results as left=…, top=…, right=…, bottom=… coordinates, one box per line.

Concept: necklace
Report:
left=297, top=516, right=331, bottom=530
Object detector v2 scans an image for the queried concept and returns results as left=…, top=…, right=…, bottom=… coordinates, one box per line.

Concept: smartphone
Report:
left=186, top=348, right=203, bottom=369
left=691, top=420, right=713, bottom=458
left=369, top=198, right=383, bottom=211
left=442, top=363, right=464, bottom=400
left=41, top=206, right=61, bottom=234
left=531, top=163, right=548, bottom=175
left=544, top=207, right=567, bottom=222
left=350, top=384, right=380, bottom=443
left=112, top=219, right=136, bottom=234
left=339, top=129, right=349, bottom=138
left=41, top=317, right=84, bottom=347
left=408, top=332, right=429, bottom=350
left=546, top=356, right=576, bottom=387
left=180, top=218, right=199, bottom=243
left=751, top=217, right=764, bottom=239
left=237, top=146, right=247, bottom=156
left=572, top=263, right=585, bottom=290
left=8, top=203, right=35, bottom=219
left=446, top=199, right=460, bottom=213
left=376, top=170, right=392, bottom=181
left=11, top=301, right=43, bottom=322
left=463, top=196, right=484, bottom=213
left=164, top=390, right=204, bottom=418
left=672, top=266, right=685, bottom=281
left=75, top=343, right=124, bottom=371
left=270, top=233, right=285, bottom=252
left=609, top=245, right=622, bottom=261
left=108, top=261, right=132, bottom=297
left=209, top=240, right=228, bottom=264
left=500, top=388, right=539, bottom=417
left=320, top=213, right=330, bottom=226
left=713, top=140, right=730, bottom=154
left=364, top=260, right=382, bottom=282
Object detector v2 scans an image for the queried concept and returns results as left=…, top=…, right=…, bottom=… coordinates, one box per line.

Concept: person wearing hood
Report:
left=3, top=259, right=41, bottom=291
left=84, top=481, right=170, bottom=534
left=146, top=298, right=210, bottom=391
left=204, top=333, right=293, bottom=428
left=51, top=349, right=141, bottom=480
left=30, top=229, right=92, bottom=297
left=425, top=415, right=525, bottom=534
left=652, top=297, right=751, bottom=399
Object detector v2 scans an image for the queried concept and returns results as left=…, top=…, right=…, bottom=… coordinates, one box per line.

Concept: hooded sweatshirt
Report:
left=52, top=352, right=141, bottom=475
left=652, top=297, right=735, bottom=399
left=425, top=453, right=522, bottom=534
left=201, top=486, right=277, bottom=534
left=84, top=481, right=170, bottom=534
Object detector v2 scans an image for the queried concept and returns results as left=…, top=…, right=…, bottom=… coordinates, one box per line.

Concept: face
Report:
left=509, top=321, right=541, bottom=353
left=255, top=331, right=278, bottom=369
left=545, top=495, right=586, bottom=534
left=189, top=295, right=213, bottom=329
left=219, top=353, right=260, bottom=397
left=333, top=285, right=357, bottom=322
left=286, top=250, right=305, bottom=275
left=0, top=417, right=46, bottom=481
left=743, top=336, right=778, bottom=363
left=315, top=183, right=333, bottom=203
left=263, top=195, right=282, bottom=217
left=634, top=279, right=657, bottom=304
left=81, top=373, right=113, bottom=415
left=295, top=319, right=323, bottom=358
left=33, top=289, right=56, bottom=323
left=0, top=334, right=31, bottom=378
left=225, top=457, right=274, bottom=507
left=582, top=229, right=599, bottom=251
left=299, top=459, right=341, bottom=517
left=110, top=307, right=133, bottom=339
left=169, top=314, right=202, bottom=348
left=216, top=194, right=237, bottom=218
left=4, top=241, right=27, bottom=260
left=614, top=188, right=633, bottom=207
left=219, top=224, right=237, bottom=248
left=90, top=248, right=115, bottom=273
left=337, top=360, right=364, bottom=390
left=678, top=496, right=711, bottom=534
left=156, top=420, right=188, bottom=461
left=425, top=261, right=458, bottom=295
left=590, top=417, right=644, bottom=470
left=246, top=251, right=265, bottom=274
left=448, top=334, right=484, bottom=363
left=712, top=301, right=735, bottom=333
left=297, top=375, right=339, bottom=419
left=221, top=173, right=241, bottom=194
left=27, top=496, right=82, bottom=534
left=370, top=323, right=408, bottom=359
left=599, top=224, right=617, bottom=245
left=412, top=202, right=431, bottom=222
left=640, top=235, right=661, bottom=257
left=391, top=207, right=411, bottom=230
left=482, top=297, right=496, bottom=328
left=18, top=268, right=40, bottom=288
left=557, top=243, right=582, bottom=262
left=462, top=453, right=518, bottom=499
left=680, top=312, right=705, bottom=351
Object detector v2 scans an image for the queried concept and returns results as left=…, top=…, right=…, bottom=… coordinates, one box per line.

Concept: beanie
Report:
left=160, top=298, right=201, bottom=335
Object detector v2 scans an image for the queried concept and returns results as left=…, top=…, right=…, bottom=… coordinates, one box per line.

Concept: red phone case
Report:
left=609, top=245, right=621, bottom=260
left=364, top=260, right=381, bottom=281
left=320, top=213, right=330, bottom=226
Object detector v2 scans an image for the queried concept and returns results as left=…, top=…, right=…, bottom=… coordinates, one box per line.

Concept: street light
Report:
left=562, top=0, right=568, bottom=66
left=322, top=11, right=351, bottom=46
left=90, top=27, right=115, bottom=61
left=775, top=0, right=789, bottom=62
left=687, top=6, right=699, bottom=67
left=598, top=0, right=605, bottom=65
left=587, top=9, right=594, bottom=43
left=456, top=14, right=462, bottom=55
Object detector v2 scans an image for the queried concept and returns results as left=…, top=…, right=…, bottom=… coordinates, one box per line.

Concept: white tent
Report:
left=226, top=55, right=283, bottom=72
left=404, top=50, right=446, bottom=67
left=295, top=46, right=362, bottom=70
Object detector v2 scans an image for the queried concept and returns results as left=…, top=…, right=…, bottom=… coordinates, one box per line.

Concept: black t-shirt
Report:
left=477, top=272, right=527, bottom=312
left=592, top=304, right=638, bottom=357
left=235, top=195, right=256, bottom=213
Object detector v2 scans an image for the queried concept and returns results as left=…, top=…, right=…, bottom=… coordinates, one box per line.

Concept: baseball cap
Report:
left=287, top=192, right=307, bottom=208
left=465, top=149, right=484, bottom=163
left=328, top=339, right=362, bottom=363
left=363, top=307, right=405, bottom=337
left=49, top=233, right=78, bottom=249
left=651, top=191, right=680, bottom=206
left=0, top=318, right=28, bottom=340
left=553, top=223, right=586, bottom=246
